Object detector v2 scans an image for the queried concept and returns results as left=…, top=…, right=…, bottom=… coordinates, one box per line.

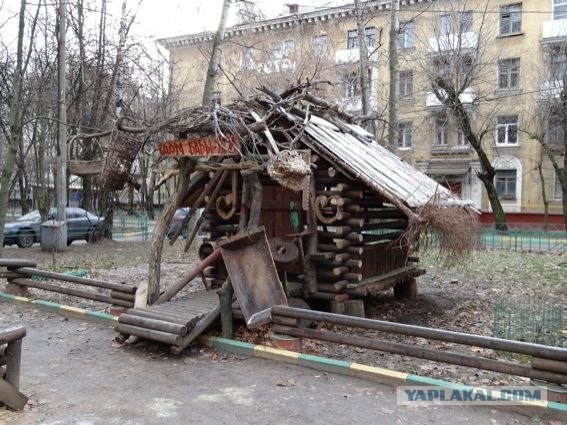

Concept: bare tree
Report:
left=0, top=0, right=27, bottom=256
left=144, top=0, right=233, bottom=307
left=415, top=1, right=508, bottom=231
left=522, top=40, right=567, bottom=227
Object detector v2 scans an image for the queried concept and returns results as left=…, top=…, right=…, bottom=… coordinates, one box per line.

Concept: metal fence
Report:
left=113, top=212, right=151, bottom=241
left=493, top=301, right=564, bottom=348
left=478, top=226, right=567, bottom=252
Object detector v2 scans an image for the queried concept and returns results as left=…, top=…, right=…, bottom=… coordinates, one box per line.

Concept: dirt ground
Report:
left=1, top=240, right=566, bottom=388
left=2, top=302, right=563, bottom=425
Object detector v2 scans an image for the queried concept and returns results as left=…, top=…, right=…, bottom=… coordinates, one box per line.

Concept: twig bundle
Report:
left=404, top=198, right=481, bottom=265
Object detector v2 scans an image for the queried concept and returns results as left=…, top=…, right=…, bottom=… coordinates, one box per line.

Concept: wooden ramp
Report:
left=116, top=291, right=220, bottom=355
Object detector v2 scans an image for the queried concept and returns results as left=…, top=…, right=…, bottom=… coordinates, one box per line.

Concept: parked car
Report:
left=167, top=208, right=190, bottom=240
left=3, top=207, right=104, bottom=248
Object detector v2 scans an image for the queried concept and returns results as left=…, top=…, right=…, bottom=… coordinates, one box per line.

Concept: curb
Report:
left=0, top=292, right=118, bottom=326
left=197, top=336, right=567, bottom=414
left=2, top=292, right=565, bottom=414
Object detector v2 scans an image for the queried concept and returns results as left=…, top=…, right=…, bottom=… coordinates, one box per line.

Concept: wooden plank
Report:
left=126, top=309, right=189, bottom=325
left=0, top=378, right=27, bottom=411
left=159, top=135, right=240, bottom=157
left=171, top=305, right=221, bottom=355
left=115, top=324, right=181, bottom=346
left=0, top=258, right=36, bottom=268
left=0, top=327, right=26, bottom=345
left=15, top=267, right=137, bottom=293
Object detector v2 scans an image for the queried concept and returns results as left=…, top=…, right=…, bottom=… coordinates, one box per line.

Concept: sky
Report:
left=0, top=1, right=350, bottom=53
left=131, top=0, right=350, bottom=40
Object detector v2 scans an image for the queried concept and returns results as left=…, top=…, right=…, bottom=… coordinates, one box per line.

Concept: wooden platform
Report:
left=116, top=291, right=220, bottom=354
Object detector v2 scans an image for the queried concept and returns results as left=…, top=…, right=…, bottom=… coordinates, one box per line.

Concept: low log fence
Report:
left=0, top=326, right=27, bottom=410
left=0, top=259, right=136, bottom=308
left=270, top=305, right=567, bottom=385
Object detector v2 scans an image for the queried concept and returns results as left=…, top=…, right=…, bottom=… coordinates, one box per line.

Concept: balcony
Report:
left=338, top=95, right=379, bottom=114
left=431, top=144, right=472, bottom=155
left=542, top=19, right=567, bottom=42
left=426, top=87, right=475, bottom=109
left=427, top=32, right=477, bottom=53
left=262, top=57, right=296, bottom=74
left=335, top=48, right=377, bottom=64
left=540, top=80, right=564, bottom=100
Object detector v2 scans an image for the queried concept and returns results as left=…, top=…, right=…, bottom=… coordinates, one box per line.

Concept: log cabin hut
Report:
left=158, top=88, right=474, bottom=315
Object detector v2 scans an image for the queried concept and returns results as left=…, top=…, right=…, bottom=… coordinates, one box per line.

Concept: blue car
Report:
left=3, top=207, right=104, bottom=248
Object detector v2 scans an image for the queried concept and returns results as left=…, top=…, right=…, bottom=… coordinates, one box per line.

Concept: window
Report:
left=399, top=71, right=413, bottom=98
left=347, top=27, right=375, bottom=49
left=548, top=113, right=564, bottom=146
left=500, top=3, right=522, bottom=35
left=439, top=14, right=452, bottom=37
left=461, top=10, right=473, bottom=33
left=496, top=115, right=519, bottom=145
left=495, top=169, right=517, bottom=199
left=343, top=72, right=358, bottom=98
left=313, top=35, right=328, bottom=59
left=555, top=170, right=564, bottom=200
left=283, top=40, right=294, bottom=56
left=398, top=122, right=413, bottom=148
left=554, top=0, right=567, bottom=20
left=398, top=21, right=415, bottom=49
left=347, top=29, right=358, bottom=49
left=435, top=117, right=449, bottom=145
left=498, top=58, right=520, bottom=89
left=550, top=47, right=567, bottom=81
left=457, top=130, right=468, bottom=146
left=365, top=27, right=376, bottom=48
left=242, top=47, right=253, bottom=69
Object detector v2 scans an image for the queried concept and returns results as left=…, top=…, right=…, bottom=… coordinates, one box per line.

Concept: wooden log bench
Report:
left=0, top=326, right=28, bottom=411
left=116, top=291, right=220, bottom=355
left=0, top=258, right=136, bottom=308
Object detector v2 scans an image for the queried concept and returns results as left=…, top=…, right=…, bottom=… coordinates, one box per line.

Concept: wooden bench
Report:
left=0, top=326, right=28, bottom=411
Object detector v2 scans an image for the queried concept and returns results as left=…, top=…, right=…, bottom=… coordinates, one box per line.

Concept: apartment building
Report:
left=159, top=0, right=566, bottom=226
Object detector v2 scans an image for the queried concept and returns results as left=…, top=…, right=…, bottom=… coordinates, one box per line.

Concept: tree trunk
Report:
left=202, top=0, right=232, bottom=105
left=436, top=79, right=507, bottom=231
left=143, top=0, right=231, bottom=309
left=536, top=148, right=550, bottom=230
left=141, top=162, right=203, bottom=307
left=562, top=86, right=567, bottom=229
left=387, top=0, right=400, bottom=149
left=0, top=0, right=26, bottom=257
left=354, top=0, right=371, bottom=119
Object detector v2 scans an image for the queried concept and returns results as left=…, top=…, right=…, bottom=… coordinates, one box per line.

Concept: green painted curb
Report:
left=34, top=299, right=61, bottom=313
left=207, top=336, right=567, bottom=414
left=548, top=401, right=567, bottom=413
left=212, top=338, right=255, bottom=356
left=298, top=353, right=351, bottom=376
left=0, top=292, right=16, bottom=301
left=407, top=374, right=469, bottom=390
left=85, top=310, right=116, bottom=325
left=0, top=292, right=116, bottom=326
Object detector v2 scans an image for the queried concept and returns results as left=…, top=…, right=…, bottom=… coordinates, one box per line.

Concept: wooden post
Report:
left=305, top=174, right=318, bottom=296
left=218, top=278, right=234, bottom=339
left=248, top=172, right=262, bottom=227
left=5, top=339, right=22, bottom=391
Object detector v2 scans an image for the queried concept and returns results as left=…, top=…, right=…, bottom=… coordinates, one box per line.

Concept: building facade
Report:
left=159, top=0, right=566, bottom=226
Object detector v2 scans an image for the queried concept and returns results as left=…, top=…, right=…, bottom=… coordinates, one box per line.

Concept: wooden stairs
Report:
left=116, top=291, right=220, bottom=354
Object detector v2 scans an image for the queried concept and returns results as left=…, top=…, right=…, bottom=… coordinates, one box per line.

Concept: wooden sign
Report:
left=159, top=135, right=240, bottom=157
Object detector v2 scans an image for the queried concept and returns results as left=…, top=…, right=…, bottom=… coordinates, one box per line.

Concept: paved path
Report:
left=0, top=303, right=562, bottom=425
